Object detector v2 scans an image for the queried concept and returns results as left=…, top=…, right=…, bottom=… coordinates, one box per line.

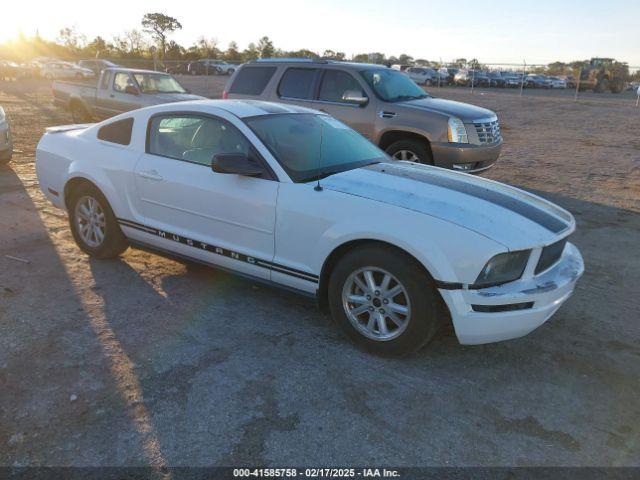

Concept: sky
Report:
left=3, top=0, right=640, bottom=65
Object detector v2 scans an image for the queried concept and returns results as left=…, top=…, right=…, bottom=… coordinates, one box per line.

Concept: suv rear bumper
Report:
left=430, top=140, right=502, bottom=173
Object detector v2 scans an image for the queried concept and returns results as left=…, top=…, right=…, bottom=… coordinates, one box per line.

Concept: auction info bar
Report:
left=1, top=468, right=640, bottom=479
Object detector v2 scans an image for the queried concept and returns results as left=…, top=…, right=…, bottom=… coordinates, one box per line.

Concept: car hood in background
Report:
left=398, top=97, right=495, bottom=122
left=322, top=162, right=574, bottom=250
left=151, top=93, right=206, bottom=103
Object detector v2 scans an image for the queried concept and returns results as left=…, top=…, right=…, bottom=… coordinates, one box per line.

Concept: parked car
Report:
left=0, top=61, right=21, bottom=80
left=20, top=62, right=42, bottom=78
left=501, top=72, right=522, bottom=88
left=0, top=106, right=12, bottom=164
left=224, top=59, right=503, bottom=172
left=35, top=100, right=584, bottom=355
left=563, top=76, right=577, bottom=88
left=165, top=63, right=190, bottom=75
left=78, top=59, right=119, bottom=75
left=548, top=77, right=567, bottom=89
left=486, top=71, right=506, bottom=88
left=405, top=66, right=436, bottom=85
left=436, top=67, right=451, bottom=84
left=391, top=64, right=411, bottom=72
left=454, top=69, right=489, bottom=87
left=525, top=74, right=552, bottom=88
left=446, top=68, right=460, bottom=83
left=188, top=59, right=236, bottom=75
left=52, top=67, right=204, bottom=122
left=42, top=61, right=95, bottom=81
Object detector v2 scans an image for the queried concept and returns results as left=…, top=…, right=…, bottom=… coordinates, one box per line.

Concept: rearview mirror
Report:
left=342, top=90, right=368, bottom=106
left=212, top=153, right=264, bottom=177
left=125, top=85, right=139, bottom=95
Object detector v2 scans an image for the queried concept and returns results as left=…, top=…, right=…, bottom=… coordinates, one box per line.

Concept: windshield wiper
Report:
left=388, top=94, right=429, bottom=102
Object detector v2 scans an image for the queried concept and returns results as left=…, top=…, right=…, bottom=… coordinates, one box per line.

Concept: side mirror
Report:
left=212, top=153, right=264, bottom=177
left=125, top=85, right=139, bottom=95
left=342, top=90, right=368, bottom=106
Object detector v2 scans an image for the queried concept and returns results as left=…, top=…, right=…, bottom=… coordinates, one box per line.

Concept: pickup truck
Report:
left=52, top=67, right=204, bottom=123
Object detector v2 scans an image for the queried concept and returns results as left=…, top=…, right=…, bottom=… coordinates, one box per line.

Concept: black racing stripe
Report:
left=117, top=218, right=319, bottom=283
left=375, top=166, right=568, bottom=234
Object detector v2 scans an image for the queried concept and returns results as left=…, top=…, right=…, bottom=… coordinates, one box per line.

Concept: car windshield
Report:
left=132, top=73, right=186, bottom=94
left=244, top=113, right=386, bottom=183
left=360, top=68, right=429, bottom=102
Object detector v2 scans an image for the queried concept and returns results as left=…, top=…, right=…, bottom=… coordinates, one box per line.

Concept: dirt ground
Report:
left=1, top=77, right=639, bottom=469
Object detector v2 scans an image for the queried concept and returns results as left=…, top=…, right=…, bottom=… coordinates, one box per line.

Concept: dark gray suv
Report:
left=223, top=59, right=502, bottom=172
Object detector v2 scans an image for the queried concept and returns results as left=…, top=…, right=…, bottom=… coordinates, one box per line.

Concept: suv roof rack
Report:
left=250, top=57, right=329, bottom=64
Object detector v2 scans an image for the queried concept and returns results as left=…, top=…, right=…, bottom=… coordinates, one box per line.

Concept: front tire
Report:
left=328, top=245, right=443, bottom=356
left=385, top=139, right=433, bottom=164
left=68, top=183, right=128, bottom=259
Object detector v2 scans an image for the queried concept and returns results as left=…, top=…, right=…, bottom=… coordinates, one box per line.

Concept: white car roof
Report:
left=162, top=99, right=319, bottom=119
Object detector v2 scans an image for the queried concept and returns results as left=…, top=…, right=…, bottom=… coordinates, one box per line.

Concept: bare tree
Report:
left=141, top=13, right=182, bottom=58
left=124, top=29, right=146, bottom=54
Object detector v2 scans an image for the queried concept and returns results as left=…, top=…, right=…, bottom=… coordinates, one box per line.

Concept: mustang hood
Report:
left=322, top=162, right=574, bottom=250
left=400, top=97, right=495, bottom=122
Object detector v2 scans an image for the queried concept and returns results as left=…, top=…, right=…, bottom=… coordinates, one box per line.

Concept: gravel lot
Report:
left=1, top=77, right=639, bottom=469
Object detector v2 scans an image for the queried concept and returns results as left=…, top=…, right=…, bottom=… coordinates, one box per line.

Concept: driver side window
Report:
left=148, top=115, right=251, bottom=166
left=318, top=70, right=366, bottom=104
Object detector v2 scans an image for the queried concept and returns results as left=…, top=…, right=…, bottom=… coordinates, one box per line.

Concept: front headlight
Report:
left=473, top=250, right=530, bottom=288
left=447, top=116, right=468, bottom=143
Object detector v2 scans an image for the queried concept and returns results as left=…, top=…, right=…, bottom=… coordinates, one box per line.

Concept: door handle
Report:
left=137, top=170, right=163, bottom=181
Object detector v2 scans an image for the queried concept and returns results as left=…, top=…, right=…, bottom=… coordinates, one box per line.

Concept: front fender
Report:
left=314, top=207, right=505, bottom=285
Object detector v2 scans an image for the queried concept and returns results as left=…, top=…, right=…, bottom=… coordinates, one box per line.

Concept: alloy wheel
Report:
left=74, top=196, right=106, bottom=248
left=392, top=150, right=419, bottom=161
left=341, top=267, right=412, bottom=341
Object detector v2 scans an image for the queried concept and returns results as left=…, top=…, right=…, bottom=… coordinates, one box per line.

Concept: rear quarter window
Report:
left=97, top=118, right=134, bottom=145
left=229, top=66, right=277, bottom=95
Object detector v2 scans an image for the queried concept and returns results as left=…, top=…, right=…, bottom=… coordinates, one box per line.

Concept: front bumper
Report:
left=430, top=139, right=502, bottom=173
left=439, top=242, right=584, bottom=345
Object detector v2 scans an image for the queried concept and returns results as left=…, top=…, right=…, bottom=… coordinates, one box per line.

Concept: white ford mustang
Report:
left=36, top=100, right=584, bottom=355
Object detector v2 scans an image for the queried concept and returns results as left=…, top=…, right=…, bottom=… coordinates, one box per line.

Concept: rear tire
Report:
left=385, top=139, right=433, bottom=164
left=68, top=183, right=128, bottom=259
left=610, top=78, right=624, bottom=94
left=328, top=244, right=443, bottom=356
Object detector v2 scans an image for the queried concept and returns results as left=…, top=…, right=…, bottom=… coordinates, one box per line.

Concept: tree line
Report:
left=1, top=12, right=636, bottom=79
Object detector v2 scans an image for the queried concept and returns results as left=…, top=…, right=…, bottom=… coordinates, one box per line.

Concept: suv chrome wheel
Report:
left=392, top=150, right=419, bottom=161
left=74, top=195, right=106, bottom=248
left=342, top=267, right=411, bottom=341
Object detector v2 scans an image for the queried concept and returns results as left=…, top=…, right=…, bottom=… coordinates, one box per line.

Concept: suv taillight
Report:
left=222, top=90, right=228, bottom=100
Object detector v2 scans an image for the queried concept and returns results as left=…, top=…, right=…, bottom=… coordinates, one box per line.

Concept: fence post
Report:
left=519, top=60, right=526, bottom=97
left=574, top=67, right=581, bottom=101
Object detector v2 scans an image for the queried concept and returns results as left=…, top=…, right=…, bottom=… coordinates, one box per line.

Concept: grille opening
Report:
left=474, top=119, right=502, bottom=145
left=472, top=302, right=534, bottom=313
left=536, top=238, right=567, bottom=275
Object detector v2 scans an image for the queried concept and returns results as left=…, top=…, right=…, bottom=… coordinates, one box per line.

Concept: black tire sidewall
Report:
left=328, top=245, right=442, bottom=356
left=68, top=184, right=127, bottom=259
left=385, top=139, right=433, bottom=165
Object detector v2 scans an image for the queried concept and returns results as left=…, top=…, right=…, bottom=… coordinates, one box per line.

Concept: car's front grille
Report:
left=535, top=238, right=568, bottom=275
left=474, top=119, right=501, bottom=144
